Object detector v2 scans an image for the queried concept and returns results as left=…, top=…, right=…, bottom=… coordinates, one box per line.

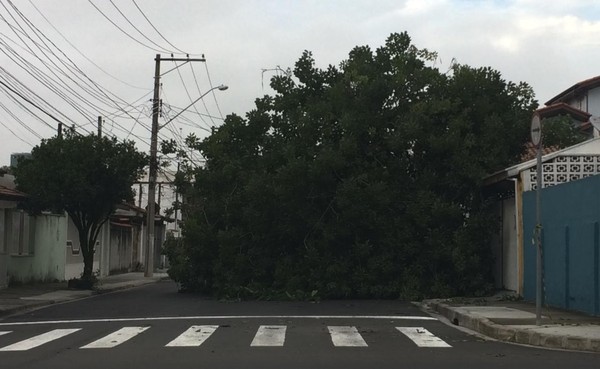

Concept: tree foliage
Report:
left=165, top=32, right=538, bottom=299
left=542, top=115, right=588, bottom=149
left=14, top=130, right=147, bottom=283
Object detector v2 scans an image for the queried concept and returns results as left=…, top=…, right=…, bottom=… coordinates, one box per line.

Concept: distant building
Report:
left=10, top=153, right=32, bottom=168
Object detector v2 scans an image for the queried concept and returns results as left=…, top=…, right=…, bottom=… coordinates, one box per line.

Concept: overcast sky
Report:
left=1, top=0, right=599, bottom=167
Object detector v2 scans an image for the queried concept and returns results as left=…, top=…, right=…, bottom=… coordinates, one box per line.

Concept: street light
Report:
left=144, top=84, right=228, bottom=278
left=159, top=85, right=229, bottom=130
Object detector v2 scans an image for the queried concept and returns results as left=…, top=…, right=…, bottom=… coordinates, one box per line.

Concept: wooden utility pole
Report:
left=97, top=116, right=102, bottom=137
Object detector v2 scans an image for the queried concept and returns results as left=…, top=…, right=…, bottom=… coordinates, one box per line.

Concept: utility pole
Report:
left=57, top=122, right=63, bottom=139
left=97, top=116, right=102, bottom=137
left=145, top=54, right=161, bottom=278
left=144, top=54, right=209, bottom=278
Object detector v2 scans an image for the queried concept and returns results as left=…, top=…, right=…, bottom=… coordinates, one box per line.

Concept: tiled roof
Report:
left=537, top=103, right=591, bottom=122
left=520, top=142, right=561, bottom=162
left=0, top=185, right=27, bottom=200
left=520, top=104, right=592, bottom=161
left=546, top=75, right=600, bottom=105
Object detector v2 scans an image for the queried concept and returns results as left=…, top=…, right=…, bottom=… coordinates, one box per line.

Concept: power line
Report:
left=204, top=61, right=225, bottom=119
left=109, top=0, right=175, bottom=54
left=87, top=0, right=171, bottom=53
left=0, top=100, right=41, bottom=142
left=27, top=0, right=148, bottom=90
left=0, top=79, right=65, bottom=130
left=0, top=3, right=124, bottom=124
left=0, top=117, right=34, bottom=146
left=131, top=0, right=188, bottom=55
left=174, top=60, right=212, bottom=131
left=190, top=62, right=217, bottom=126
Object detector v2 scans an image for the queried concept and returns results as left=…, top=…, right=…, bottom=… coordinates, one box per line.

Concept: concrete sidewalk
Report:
left=421, top=295, right=600, bottom=353
left=0, top=272, right=169, bottom=318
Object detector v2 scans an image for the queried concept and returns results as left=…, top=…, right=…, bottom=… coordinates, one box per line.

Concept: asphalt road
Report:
left=0, top=281, right=597, bottom=369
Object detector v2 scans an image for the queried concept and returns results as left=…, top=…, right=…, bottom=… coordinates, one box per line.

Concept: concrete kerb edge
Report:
left=94, top=277, right=166, bottom=294
left=0, top=300, right=56, bottom=319
left=427, top=300, right=600, bottom=353
left=429, top=301, right=517, bottom=342
left=0, top=277, right=167, bottom=318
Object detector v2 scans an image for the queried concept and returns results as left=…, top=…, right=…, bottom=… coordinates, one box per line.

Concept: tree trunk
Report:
left=79, top=233, right=95, bottom=281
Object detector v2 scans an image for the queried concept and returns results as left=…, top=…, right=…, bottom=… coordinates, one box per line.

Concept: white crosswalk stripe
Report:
left=328, top=326, right=368, bottom=347
left=0, top=329, right=81, bottom=351
left=165, top=325, right=218, bottom=347
left=81, top=326, right=149, bottom=349
left=251, top=325, right=287, bottom=347
left=0, top=324, right=453, bottom=351
left=396, top=327, right=451, bottom=347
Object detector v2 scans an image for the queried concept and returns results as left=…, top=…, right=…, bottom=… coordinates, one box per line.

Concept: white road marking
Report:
left=0, top=331, right=11, bottom=336
left=0, top=329, right=81, bottom=351
left=396, top=327, right=451, bottom=347
left=0, top=315, right=436, bottom=326
left=251, top=325, right=287, bottom=347
left=328, top=326, right=368, bottom=347
left=80, top=326, right=149, bottom=349
left=165, top=325, right=218, bottom=347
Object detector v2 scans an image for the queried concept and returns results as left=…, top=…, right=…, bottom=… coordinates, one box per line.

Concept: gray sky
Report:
left=1, top=0, right=599, bottom=167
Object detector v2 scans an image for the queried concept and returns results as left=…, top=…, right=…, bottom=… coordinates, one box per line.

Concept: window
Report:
left=4, top=209, right=35, bottom=256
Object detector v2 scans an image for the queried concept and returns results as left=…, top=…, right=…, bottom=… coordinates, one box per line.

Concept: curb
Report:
left=0, top=300, right=56, bottom=318
left=0, top=277, right=168, bottom=318
left=426, top=300, right=600, bottom=353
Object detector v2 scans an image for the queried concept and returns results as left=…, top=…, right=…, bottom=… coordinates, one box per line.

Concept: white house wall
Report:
left=502, top=198, right=519, bottom=292
left=64, top=216, right=103, bottom=280
left=588, top=88, right=600, bottom=117
left=0, top=209, right=7, bottom=289
left=524, top=155, right=600, bottom=191
left=8, top=214, right=67, bottom=283
left=108, top=225, right=133, bottom=274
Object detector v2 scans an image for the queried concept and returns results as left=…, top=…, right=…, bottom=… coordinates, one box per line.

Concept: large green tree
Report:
left=166, top=32, right=537, bottom=299
left=14, top=130, right=147, bottom=282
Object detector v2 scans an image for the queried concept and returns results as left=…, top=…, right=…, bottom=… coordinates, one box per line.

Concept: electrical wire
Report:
left=203, top=61, right=225, bottom=119
left=131, top=0, right=188, bottom=55
left=0, top=100, right=41, bottom=141
left=109, top=0, right=176, bottom=54
left=27, top=0, right=148, bottom=90
left=0, top=4, right=123, bottom=126
left=87, top=0, right=171, bottom=53
left=165, top=104, right=224, bottom=122
left=0, top=0, right=213, bottom=166
left=5, top=1, right=144, bottom=113
left=174, top=60, right=212, bottom=131
left=190, top=62, right=217, bottom=126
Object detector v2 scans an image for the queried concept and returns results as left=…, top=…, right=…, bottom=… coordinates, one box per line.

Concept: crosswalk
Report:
left=0, top=325, right=452, bottom=352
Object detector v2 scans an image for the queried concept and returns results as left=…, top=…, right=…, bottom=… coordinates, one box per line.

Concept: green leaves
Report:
left=169, top=32, right=536, bottom=299
left=14, top=131, right=147, bottom=279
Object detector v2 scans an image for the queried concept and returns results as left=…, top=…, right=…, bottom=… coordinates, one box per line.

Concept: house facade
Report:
left=486, top=76, right=600, bottom=315
left=546, top=75, right=600, bottom=119
left=486, top=138, right=600, bottom=294
left=1, top=172, right=165, bottom=288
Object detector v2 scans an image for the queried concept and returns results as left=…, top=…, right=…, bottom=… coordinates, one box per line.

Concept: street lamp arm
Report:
left=158, top=84, right=228, bottom=130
